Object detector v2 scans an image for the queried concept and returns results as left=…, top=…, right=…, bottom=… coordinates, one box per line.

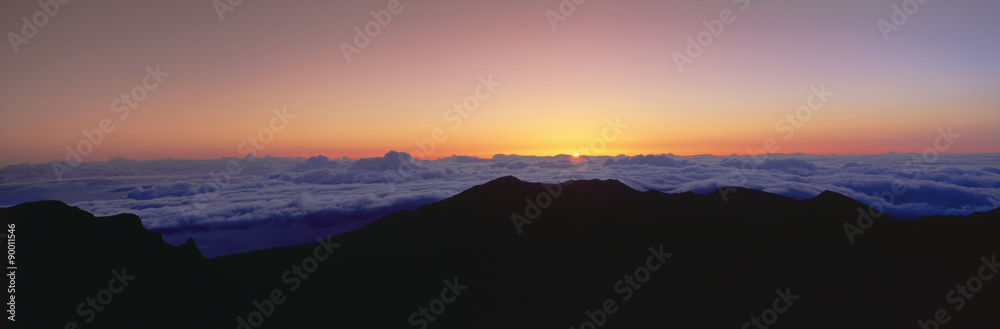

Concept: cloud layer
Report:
left=2, top=152, right=998, bottom=256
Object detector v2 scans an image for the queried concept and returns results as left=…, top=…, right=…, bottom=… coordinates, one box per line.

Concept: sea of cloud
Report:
left=2, top=152, right=998, bottom=256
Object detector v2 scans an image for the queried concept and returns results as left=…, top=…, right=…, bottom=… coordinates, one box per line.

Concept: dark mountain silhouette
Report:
left=1, top=177, right=998, bottom=328
left=0, top=201, right=208, bottom=329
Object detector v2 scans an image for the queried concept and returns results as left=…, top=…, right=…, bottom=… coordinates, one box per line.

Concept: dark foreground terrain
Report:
left=2, top=176, right=998, bottom=328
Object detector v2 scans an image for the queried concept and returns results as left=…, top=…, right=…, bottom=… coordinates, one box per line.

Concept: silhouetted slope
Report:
left=2, top=178, right=998, bottom=329
left=0, top=201, right=207, bottom=329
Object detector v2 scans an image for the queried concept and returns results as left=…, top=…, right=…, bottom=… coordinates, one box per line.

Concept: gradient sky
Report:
left=1, top=0, right=998, bottom=165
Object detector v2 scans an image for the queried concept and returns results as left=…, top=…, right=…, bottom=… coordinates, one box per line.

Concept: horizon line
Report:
left=4, top=151, right=1000, bottom=167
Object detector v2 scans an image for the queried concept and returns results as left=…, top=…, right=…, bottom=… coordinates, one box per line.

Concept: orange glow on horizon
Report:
left=1, top=0, right=997, bottom=166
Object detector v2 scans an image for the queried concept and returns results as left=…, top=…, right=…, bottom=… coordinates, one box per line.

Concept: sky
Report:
left=1, top=0, right=998, bottom=166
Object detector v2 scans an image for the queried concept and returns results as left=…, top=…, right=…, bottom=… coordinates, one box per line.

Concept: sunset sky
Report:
left=1, top=0, right=998, bottom=165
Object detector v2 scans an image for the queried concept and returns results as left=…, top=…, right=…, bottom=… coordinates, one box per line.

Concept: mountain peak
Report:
left=706, top=186, right=797, bottom=207
left=469, top=176, right=636, bottom=198
left=4, top=200, right=93, bottom=222
left=181, top=237, right=203, bottom=258
left=484, top=175, right=523, bottom=185
left=1, top=200, right=205, bottom=260
left=802, top=189, right=870, bottom=209
left=561, top=178, right=636, bottom=194
left=814, top=189, right=853, bottom=201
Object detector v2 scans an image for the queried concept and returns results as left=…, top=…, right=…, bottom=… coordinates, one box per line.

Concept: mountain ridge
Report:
left=2, top=176, right=998, bottom=328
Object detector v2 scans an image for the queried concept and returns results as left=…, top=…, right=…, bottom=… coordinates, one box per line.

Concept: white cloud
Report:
left=3, top=152, right=998, bottom=236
